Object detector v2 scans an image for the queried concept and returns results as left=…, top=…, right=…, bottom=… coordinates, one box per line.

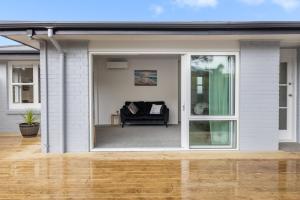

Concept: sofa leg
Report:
left=122, top=123, right=125, bottom=128
left=165, top=123, right=168, bottom=128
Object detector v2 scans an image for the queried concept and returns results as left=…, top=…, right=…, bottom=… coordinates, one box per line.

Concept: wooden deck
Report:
left=0, top=136, right=300, bottom=199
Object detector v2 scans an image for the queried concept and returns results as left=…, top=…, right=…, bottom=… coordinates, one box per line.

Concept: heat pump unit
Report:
left=106, top=61, right=128, bottom=69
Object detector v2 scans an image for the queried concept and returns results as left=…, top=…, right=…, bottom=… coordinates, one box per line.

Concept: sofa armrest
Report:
left=161, top=105, right=169, bottom=123
left=120, top=106, right=129, bottom=122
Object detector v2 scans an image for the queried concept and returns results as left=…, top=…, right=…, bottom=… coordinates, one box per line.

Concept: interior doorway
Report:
left=91, top=53, right=183, bottom=150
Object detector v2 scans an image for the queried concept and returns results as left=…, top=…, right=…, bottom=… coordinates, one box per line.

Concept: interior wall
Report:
left=94, top=55, right=179, bottom=125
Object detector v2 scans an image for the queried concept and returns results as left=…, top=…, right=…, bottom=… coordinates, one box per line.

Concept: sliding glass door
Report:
left=187, top=53, right=238, bottom=149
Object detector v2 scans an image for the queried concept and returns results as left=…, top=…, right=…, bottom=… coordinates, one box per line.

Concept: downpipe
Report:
left=27, top=30, right=50, bottom=153
left=48, top=28, right=66, bottom=153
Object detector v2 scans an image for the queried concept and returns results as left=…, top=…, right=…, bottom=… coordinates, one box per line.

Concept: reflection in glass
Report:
left=279, top=109, right=287, bottom=130
left=191, top=55, right=235, bottom=116
left=13, top=85, right=34, bottom=103
left=189, top=121, right=236, bottom=148
left=280, top=63, right=287, bottom=84
left=12, top=67, right=33, bottom=83
left=279, top=86, right=287, bottom=107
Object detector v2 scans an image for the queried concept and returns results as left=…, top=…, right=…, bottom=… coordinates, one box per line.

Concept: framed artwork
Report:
left=134, top=70, right=157, bottom=86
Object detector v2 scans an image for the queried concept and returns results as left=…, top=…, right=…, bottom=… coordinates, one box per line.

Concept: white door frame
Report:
left=89, top=51, right=188, bottom=152
left=279, top=49, right=297, bottom=142
left=181, top=54, right=189, bottom=149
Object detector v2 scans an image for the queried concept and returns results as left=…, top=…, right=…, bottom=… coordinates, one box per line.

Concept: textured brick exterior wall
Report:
left=40, top=41, right=89, bottom=153
left=239, top=41, right=280, bottom=151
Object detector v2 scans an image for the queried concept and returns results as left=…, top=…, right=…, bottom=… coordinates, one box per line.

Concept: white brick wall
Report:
left=40, top=41, right=89, bottom=153
left=39, top=39, right=282, bottom=152
left=240, top=41, right=280, bottom=151
left=297, top=48, right=300, bottom=143
left=0, top=62, right=23, bottom=132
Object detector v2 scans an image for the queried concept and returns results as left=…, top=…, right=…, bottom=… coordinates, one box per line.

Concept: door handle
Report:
left=289, top=94, right=293, bottom=97
left=182, top=105, right=185, bottom=111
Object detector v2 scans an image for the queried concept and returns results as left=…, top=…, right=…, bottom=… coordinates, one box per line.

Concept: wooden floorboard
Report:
left=0, top=136, right=300, bottom=199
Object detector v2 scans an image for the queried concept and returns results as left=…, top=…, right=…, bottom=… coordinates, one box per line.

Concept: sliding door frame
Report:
left=183, top=52, right=240, bottom=150
left=89, top=51, right=186, bottom=152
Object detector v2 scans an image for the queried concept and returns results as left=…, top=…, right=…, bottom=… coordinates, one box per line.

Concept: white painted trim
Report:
left=91, top=148, right=239, bottom=152
left=89, top=53, right=94, bottom=151
left=292, top=50, right=297, bottom=143
left=181, top=54, right=189, bottom=149
left=236, top=52, right=240, bottom=150
left=90, top=51, right=187, bottom=55
left=7, top=61, right=40, bottom=111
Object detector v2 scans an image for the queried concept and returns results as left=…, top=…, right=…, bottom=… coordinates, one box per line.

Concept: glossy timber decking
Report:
left=0, top=135, right=300, bottom=199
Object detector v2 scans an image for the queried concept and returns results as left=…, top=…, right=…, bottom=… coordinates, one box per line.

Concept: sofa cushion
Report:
left=150, top=104, right=162, bottom=114
left=124, top=101, right=165, bottom=115
left=122, top=106, right=132, bottom=116
left=144, top=114, right=164, bottom=120
left=125, top=115, right=146, bottom=120
left=127, top=102, right=139, bottom=114
left=148, top=101, right=165, bottom=105
left=144, top=101, right=165, bottom=114
left=143, top=102, right=152, bottom=114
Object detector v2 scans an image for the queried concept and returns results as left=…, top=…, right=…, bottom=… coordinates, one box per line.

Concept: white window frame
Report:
left=8, top=61, right=40, bottom=111
left=186, top=52, right=240, bottom=150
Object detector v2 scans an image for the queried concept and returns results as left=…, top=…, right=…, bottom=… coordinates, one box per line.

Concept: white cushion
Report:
left=127, top=102, right=139, bottom=114
left=150, top=104, right=162, bottom=115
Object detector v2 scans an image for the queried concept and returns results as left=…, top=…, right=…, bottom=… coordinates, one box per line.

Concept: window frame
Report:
left=187, top=52, right=240, bottom=149
left=8, top=61, right=40, bottom=111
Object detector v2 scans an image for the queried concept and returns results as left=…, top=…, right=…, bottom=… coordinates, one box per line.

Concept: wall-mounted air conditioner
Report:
left=106, top=61, right=128, bottom=69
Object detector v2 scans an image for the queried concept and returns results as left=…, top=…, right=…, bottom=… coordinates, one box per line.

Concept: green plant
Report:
left=23, top=110, right=37, bottom=125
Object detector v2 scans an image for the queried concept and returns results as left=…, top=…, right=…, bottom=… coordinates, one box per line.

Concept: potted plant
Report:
left=19, top=110, right=40, bottom=137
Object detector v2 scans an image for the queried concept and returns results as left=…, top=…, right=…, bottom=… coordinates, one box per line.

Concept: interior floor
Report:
left=95, top=124, right=181, bottom=148
left=279, top=142, right=300, bottom=152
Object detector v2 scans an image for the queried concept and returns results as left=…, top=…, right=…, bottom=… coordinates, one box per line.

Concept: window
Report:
left=189, top=54, right=238, bottom=149
left=8, top=61, right=40, bottom=110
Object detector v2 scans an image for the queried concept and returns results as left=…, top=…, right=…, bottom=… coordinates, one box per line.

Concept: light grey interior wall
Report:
left=41, top=41, right=89, bottom=153
left=240, top=41, right=280, bottom=151
left=94, top=55, right=179, bottom=125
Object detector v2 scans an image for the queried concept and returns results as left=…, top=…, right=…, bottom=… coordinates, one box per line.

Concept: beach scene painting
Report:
left=134, top=70, right=157, bottom=86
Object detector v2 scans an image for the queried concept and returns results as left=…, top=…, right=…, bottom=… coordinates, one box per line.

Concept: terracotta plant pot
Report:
left=19, top=123, right=40, bottom=137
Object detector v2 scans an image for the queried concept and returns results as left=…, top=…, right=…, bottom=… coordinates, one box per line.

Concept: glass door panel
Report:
left=190, top=55, right=235, bottom=116
left=188, top=54, right=238, bottom=149
left=189, top=120, right=236, bottom=148
left=279, top=63, right=288, bottom=131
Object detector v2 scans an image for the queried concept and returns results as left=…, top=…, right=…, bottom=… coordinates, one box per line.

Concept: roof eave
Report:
left=1, top=21, right=300, bottom=33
